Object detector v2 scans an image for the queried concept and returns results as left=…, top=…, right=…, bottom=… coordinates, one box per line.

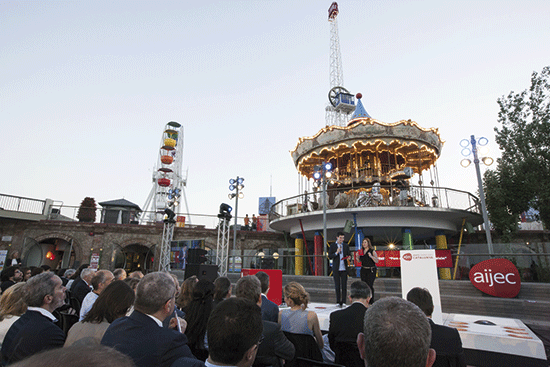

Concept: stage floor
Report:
left=289, top=302, right=548, bottom=367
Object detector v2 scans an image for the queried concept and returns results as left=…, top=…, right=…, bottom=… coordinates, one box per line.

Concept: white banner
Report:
left=400, top=250, right=442, bottom=324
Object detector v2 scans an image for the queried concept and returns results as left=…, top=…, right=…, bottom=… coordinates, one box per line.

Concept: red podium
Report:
left=240, top=269, right=283, bottom=305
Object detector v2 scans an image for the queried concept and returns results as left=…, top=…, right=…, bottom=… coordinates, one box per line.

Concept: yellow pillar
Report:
left=295, top=235, right=304, bottom=275
left=435, top=230, right=451, bottom=280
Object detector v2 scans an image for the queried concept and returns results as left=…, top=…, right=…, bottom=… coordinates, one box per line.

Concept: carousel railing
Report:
left=269, top=185, right=480, bottom=221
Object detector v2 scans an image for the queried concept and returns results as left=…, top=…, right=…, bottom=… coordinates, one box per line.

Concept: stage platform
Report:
left=291, top=302, right=548, bottom=367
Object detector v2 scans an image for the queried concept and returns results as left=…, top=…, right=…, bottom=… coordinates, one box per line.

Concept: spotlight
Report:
left=164, top=208, right=176, bottom=223
left=460, top=159, right=471, bottom=168
left=482, top=157, right=494, bottom=166
left=218, top=203, right=233, bottom=220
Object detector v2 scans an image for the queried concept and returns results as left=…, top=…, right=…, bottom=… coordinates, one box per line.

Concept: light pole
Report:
left=313, top=162, right=333, bottom=275
left=460, top=135, right=494, bottom=255
left=228, top=177, right=244, bottom=268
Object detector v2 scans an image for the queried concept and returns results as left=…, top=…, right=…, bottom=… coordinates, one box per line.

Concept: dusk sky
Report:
left=1, top=0, right=549, bottom=227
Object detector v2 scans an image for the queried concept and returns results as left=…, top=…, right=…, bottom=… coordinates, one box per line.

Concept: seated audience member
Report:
left=184, top=279, right=214, bottom=361
left=1, top=272, right=66, bottom=364
left=30, top=266, right=44, bottom=278
left=71, top=268, right=95, bottom=306
left=123, top=277, right=140, bottom=292
left=163, top=274, right=185, bottom=328
left=407, top=287, right=467, bottom=367
left=68, top=264, right=90, bottom=291
left=279, top=282, right=323, bottom=350
left=329, top=280, right=371, bottom=367
left=357, top=297, right=436, bottom=367
left=212, top=277, right=232, bottom=308
left=235, top=276, right=294, bottom=367
left=254, top=272, right=279, bottom=323
left=80, top=270, right=114, bottom=321
left=101, top=271, right=195, bottom=367
left=128, top=270, right=144, bottom=279
left=10, top=344, right=135, bottom=367
left=65, top=280, right=135, bottom=347
left=40, top=265, right=51, bottom=272
left=0, top=283, right=27, bottom=345
left=206, top=297, right=263, bottom=367
left=0, top=266, right=23, bottom=293
left=177, top=275, right=198, bottom=311
left=20, top=267, right=32, bottom=282
left=113, top=268, right=127, bottom=281
left=63, top=269, right=76, bottom=287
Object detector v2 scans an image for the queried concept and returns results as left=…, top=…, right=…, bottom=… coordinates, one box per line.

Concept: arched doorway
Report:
left=24, top=237, right=76, bottom=270
left=112, top=244, right=155, bottom=273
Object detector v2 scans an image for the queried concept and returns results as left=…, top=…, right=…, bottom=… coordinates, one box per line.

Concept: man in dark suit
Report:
left=407, top=287, right=467, bottom=367
left=328, top=281, right=371, bottom=367
left=328, top=231, right=350, bottom=307
left=1, top=272, right=66, bottom=364
left=101, top=272, right=196, bottom=367
left=255, top=271, right=279, bottom=323
left=235, top=276, right=295, bottom=367
left=70, top=267, right=94, bottom=306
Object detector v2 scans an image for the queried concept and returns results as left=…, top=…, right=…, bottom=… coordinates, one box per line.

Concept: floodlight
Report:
left=229, top=184, right=235, bottom=191
left=461, top=148, right=471, bottom=157
left=482, top=157, right=494, bottom=166
left=313, top=171, right=321, bottom=180
left=325, top=162, right=333, bottom=171
left=460, top=159, right=472, bottom=168
left=326, top=171, right=332, bottom=178
left=460, top=139, right=470, bottom=148
left=237, top=177, right=244, bottom=184
left=238, top=192, right=244, bottom=199
left=164, top=208, right=176, bottom=223
left=478, top=137, right=489, bottom=146
left=229, top=179, right=236, bottom=185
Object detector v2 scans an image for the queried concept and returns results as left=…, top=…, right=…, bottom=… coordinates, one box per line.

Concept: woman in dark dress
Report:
left=358, top=238, right=379, bottom=304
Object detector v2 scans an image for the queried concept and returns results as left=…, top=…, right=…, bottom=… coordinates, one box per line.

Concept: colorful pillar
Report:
left=314, top=231, right=324, bottom=276
left=295, top=234, right=304, bottom=275
left=355, top=227, right=364, bottom=278
left=435, top=230, right=451, bottom=280
left=402, top=228, right=413, bottom=250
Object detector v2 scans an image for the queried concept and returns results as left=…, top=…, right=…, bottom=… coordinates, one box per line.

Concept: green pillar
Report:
left=402, top=228, right=413, bottom=250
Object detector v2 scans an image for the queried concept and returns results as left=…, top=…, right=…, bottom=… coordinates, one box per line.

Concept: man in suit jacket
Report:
left=407, top=287, right=467, bottom=367
left=235, top=276, right=295, bottom=367
left=328, top=231, right=350, bottom=306
left=71, top=267, right=95, bottom=306
left=1, top=272, right=67, bottom=364
left=255, top=271, right=279, bottom=323
left=328, top=281, right=371, bottom=367
left=101, top=272, right=196, bottom=367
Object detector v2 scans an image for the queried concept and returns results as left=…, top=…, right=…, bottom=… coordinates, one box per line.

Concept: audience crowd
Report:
left=0, top=259, right=466, bottom=367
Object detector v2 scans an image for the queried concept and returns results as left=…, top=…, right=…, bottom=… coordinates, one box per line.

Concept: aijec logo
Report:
left=469, top=258, right=521, bottom=298
left=403, top=253, right=412, bottom=261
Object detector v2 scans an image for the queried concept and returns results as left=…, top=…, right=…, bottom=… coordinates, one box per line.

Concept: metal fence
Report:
left=0, top=193, right=46, bottom=214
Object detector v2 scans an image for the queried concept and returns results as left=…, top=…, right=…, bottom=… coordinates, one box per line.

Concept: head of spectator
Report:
left=63, top=269, right=76, bottom=280
left=80, top=268, right=96, bottom=286
left=1, top=266, right=23, bottom=283
left=349, top=280, right=372, bottom=306
left=128, top=270, right=144, bottom=279
left=283, top=281, right=309, bottom=310
left=30, top=266, right=44, bottom=278
left=235, top=276, right=262, bottom=306
left=357, top=297, right=435, bottom=367
left=207, top=298, right=263, bottom=367
left=73, top=264, right=90, bottom=280
left=40, top=265, right=51, bottom=272
left=184, top=278, right=214, bottom=356
left=83, top=280, right=135, bottom=324
left=10, top=252, right=20, bottom=261
left=406, top=287, right=434, bottom=317
left=123, top=277, right=140, bottom=293
left=254, top=271, right=270, bottom=295
left=113, top=268, right=127, bottom=281
left=213, top=277, right=232, bottom=302
left=91, top=270, right=114, bottom=294
left=168, top=273, right=181, bottom=297
left=20, top=267, right=32, bottom=282
left=134, top=272, right=176, bottom=322
left=25, top=272, right=66, bottom=313
left=9, top=344, right=135, bottom=367
left=177, top=275, right=197, bottom=310
left=0, top=282, right=27, bottom=321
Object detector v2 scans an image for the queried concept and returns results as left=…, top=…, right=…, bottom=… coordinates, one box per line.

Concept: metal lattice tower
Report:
left=159, top=220, right=175, bottom=271
left=216, top=217, right=231, bottom=276
left=325, top=2, right=355, bottom=127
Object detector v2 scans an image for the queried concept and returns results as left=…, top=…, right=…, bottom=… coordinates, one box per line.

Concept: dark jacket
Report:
left=254, top=320, right=295, bottom=367
left=260, top=294, right=279, bottom=323
left=429, top=319, right=467, bottom=367
left=328, top=302, right=367, bottom=367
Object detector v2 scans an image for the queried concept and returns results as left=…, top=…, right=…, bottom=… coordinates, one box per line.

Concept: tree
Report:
left=485, top=66, right=550, bottom=234
left=77, top=197, right=97, bottom=222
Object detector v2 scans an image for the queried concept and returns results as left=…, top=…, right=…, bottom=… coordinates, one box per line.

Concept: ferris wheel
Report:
left=141, top=121, right=190, bottom=224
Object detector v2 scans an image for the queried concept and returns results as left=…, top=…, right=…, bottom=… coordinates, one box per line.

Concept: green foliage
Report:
left=485, top=66, right=550, bottom=233
left=77, top=197, right=97, bottom=222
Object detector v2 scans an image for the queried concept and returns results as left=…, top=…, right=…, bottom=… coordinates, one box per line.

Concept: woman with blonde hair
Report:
left=278, top=281, right=323, bottom=349
left=0, top=283, right=27, bottom=344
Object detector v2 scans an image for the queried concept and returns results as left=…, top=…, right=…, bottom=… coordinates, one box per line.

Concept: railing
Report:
left=269, top=185, right=480, bottom=221
left=0, top=193, right=46, bottom=214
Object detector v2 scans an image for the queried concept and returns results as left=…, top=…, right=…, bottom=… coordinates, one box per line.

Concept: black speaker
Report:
left=187, top=248, right=207, bottom=264
left=185, top=264, right=218, bottom=282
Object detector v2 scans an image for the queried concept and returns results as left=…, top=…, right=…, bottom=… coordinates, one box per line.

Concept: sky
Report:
left=1, top=0, right=549, bottom=228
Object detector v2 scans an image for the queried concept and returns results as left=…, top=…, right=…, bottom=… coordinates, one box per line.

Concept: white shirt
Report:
left=146, top=313, right=163, bottom=327
left=79, top=291, right=99, bottom=321
left=27, top=306, right=57, bottom=322
left=337, top=243, right=346, bottom=271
